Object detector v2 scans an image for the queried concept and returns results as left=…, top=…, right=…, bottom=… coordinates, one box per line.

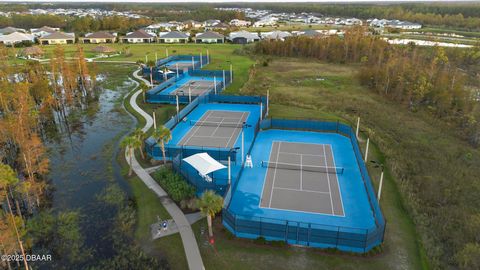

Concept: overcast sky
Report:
left=3, top=0, right=471, bottom=3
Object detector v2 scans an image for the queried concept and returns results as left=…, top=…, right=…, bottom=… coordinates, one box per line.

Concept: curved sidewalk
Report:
left=125, top=69, right=204, bottom=270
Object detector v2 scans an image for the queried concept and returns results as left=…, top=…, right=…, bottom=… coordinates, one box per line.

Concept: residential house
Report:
left=30, top=26, right=59, bottom=37
left=184, top=20, right=204, bottom=29
left=120, top=29, right=156, bottom=43
left=79, top=31, right=116, bottom=44
left=228, top=30, right=260, bottom=44
left=0, top=32, right=35, bottom=46
left=230, top=19, right=251, bottom=27
left=195, top=31, right=225, bottom=44
left=38, top=31, right=75, bottom=45
left=157, top=31, right=189, bottom=43
left=0, top=27, right=26, bottom=36
left=204, top=20, right=221, bottom=27
left=260, top=30, right=291, bottom=41
left=253, top=17, right=278, bottom=27
left=205, top=22, right=230, bottom=31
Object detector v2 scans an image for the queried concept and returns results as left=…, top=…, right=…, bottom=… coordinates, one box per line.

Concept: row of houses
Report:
left=368, top=19, right=422, bottom=30
left=0, top=26, right=345, bottom=46
left=0, top=8, right=144, bottom=19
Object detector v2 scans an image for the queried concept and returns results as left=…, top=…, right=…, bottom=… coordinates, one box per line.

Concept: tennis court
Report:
left=178, top=110, right=249, bottom=148
left=165, top=60, right=198, bottom=70
left=170, top=80, right=218, bottom=96
left=260, top=141, right=344, bottom=216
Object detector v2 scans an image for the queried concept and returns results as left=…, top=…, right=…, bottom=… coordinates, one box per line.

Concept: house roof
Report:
left=0, top=27, right=25, bottom=35
left=211, top=22, right=229, bottom=29
left=40, top=31, right=75, bottom=40
left=85, top=31, right=116, bottom=39
left=229, top=30, right=260, bottom=40
left=159, top=31, right=189, bottom=39
left=300, top=29, right=322, bottom=37
left=33, top=26, right=57, bottom=33
left=125, top=29, right=154, bottom=39
left=196, top=31, right=224, bottom=39
left=261, top=30, right=291, bottom=40
left=0, top=32, right=34, bottom=42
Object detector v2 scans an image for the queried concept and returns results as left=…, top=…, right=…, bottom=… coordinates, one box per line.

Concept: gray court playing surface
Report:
left=260, top=141, right=344, bottom=216
left=178, top=110, right=249, bottom=148
left=166, top=62, right=196, bottom=70
left=170, top=80, right=216, bottom=96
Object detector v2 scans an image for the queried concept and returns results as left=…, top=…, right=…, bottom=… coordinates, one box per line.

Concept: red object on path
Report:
left=209, top=237, right=215, bottom=245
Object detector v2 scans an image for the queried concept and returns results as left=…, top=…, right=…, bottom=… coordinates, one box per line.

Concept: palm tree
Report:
left=197, top=190, right=223, bottom=238
left=121, top=136, right=140, bottom=176
left=151, top=126, right=172, bottom=165
left=132, top=128, right=146, bottom=160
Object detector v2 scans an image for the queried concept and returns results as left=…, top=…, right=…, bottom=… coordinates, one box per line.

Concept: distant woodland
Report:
left=1, top=2, right=480, bottom=31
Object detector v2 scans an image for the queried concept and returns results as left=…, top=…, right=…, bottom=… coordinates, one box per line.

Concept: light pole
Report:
left=241, top=122, right=251, bottom=165
left=371, top=160, right=385, bottom=202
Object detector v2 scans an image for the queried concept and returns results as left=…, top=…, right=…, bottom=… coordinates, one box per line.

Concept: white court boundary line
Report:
left=268, top=141, right=282, bottom=208
left=323, top=144, right=335, bottom=215
left=258, top=141, right=346, bottom=217
left=329, top=144, right=345, bottom=216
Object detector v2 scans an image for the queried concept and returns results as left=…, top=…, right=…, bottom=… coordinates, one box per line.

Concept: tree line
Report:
left=0, top=14, right=153, bottom=34
left=220, top=2, right=480, bottom=31
left=0, top=45, right=95, bottom=270
left=254, top=28, right=480, bottom=146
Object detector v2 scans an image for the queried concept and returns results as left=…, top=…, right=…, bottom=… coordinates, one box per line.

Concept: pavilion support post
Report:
left=192, top=56, right=195, bottom=70
left=207, top=49, right=209, bottom=64
left=166, top=48, right=168, bottom=57
left=176, top=63, right=179, bottom=78
left=155, top=52, right=158, bottom=62
left=266, top=90, right=269, bottom=117
left=230, top=64, right=233, bottom=83
left=200, top=52, right=203, bottom=68
left=260, top=103, right=263, bottom=120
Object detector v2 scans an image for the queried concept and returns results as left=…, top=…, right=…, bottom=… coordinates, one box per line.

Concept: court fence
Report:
left=222, top=118, right=385, bottom=252
left=145, top=69, right=232, bottom=104
left=145, top=93, right=267, bottom=193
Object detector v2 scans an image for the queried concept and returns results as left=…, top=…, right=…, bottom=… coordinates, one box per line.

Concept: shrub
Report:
left=153, top=167, right=196, bottom=203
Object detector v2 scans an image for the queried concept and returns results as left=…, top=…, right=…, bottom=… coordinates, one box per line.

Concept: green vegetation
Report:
left=196, top=190, right=223, bottom=238
left=152, top=167, right=196, bottom=203
left=239, top=57, right=480, bottom=269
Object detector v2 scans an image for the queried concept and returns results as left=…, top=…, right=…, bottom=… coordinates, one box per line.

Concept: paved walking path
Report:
left=125, top=69, right=204, bottom=270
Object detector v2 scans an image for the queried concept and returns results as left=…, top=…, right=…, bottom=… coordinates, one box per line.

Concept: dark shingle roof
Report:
left=40, top=31, right=74, bottom=40
left=159, top=31, right=188, bottom=39
left=125, top=29, right=154, bottom=39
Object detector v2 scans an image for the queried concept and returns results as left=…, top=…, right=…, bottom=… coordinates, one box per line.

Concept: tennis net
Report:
left=261, top=161, right=344, bottom=174
left=190, top=120, right=245, bottom=128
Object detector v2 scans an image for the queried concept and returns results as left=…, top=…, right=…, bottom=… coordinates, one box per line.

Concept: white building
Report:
left=0, top=32, right=35, bottom=46
left=230, top=19, right=251, bottom=27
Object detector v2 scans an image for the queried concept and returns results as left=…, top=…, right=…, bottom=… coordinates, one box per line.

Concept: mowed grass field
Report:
left=9, top=43, right=254, bottom=94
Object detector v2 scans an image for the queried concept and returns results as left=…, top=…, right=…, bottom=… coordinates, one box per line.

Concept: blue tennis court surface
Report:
left=228, top=129, right=375, bottom=229
left=161, top=73, right=217, bottom=96
left=144, top=93, right=384, bottom=252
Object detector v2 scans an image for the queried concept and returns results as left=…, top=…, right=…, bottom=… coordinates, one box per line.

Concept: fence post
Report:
left=307, top=223, right=311, bottom=246
left=285, top=220, right=289, bottom=242
left=335, top=227, right=340, bottom=248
